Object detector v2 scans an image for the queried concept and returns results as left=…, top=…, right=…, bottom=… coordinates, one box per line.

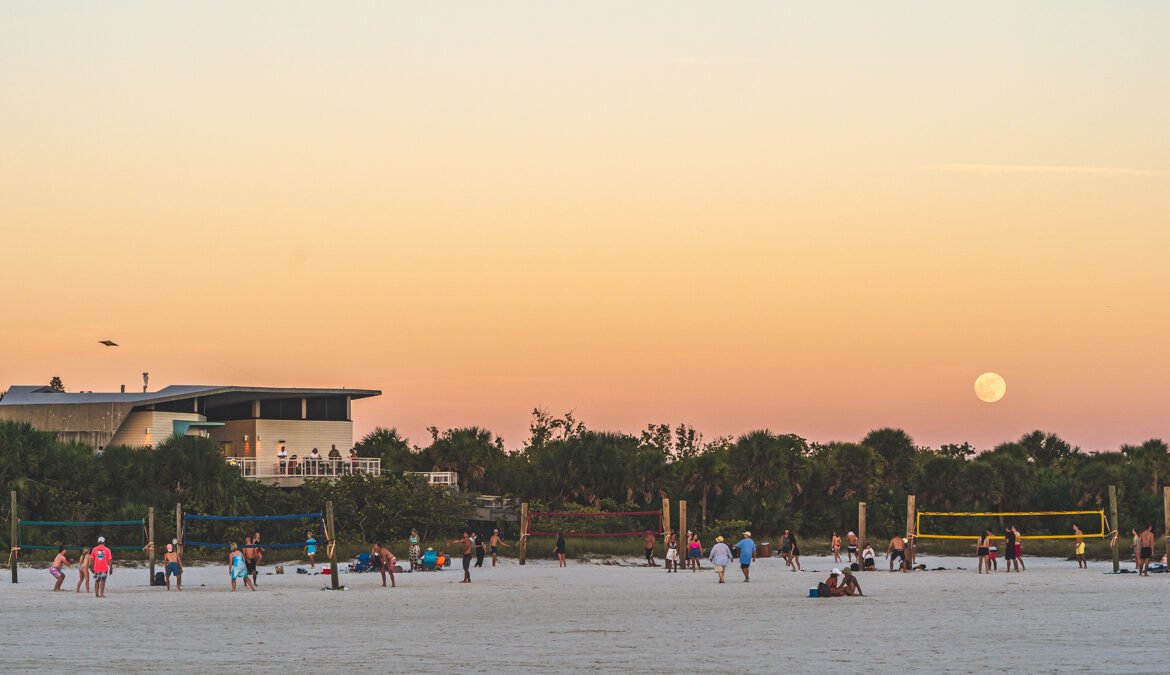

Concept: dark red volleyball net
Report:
left=526, top=510, right=663, bottom=538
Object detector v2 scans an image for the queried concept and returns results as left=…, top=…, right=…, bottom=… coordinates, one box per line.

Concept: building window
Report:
left=259, top=398, right=301, bottom=420
left=306, top=395, right=348, bottom=421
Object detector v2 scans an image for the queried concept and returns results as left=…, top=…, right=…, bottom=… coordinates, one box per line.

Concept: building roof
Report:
left=0, top=385, right=381, bottom=407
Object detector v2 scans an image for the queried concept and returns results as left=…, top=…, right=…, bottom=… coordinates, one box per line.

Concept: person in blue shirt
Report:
left=305, top=532, right=318, bottom=569
left=735, top=531, right=756, bottom=582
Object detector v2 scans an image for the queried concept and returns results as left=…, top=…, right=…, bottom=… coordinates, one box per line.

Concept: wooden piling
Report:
left=148, top=507, right=156, bottom=585
left=1163, top=487, right=1170, bottom=570
left=519, top=502, right=528, bottom=565
left=678, top=500, right=687, bottom=558
left=326, top=500, right=339, bottom=590
left=9, top=490, right=17, bottom=584
left=905, top=495, right=916, bottom=572
left=858, top=501, right=867, bottom=570
left=660, top=497, right=670, bottom=561
left=175, top=503, right=183, bottom=558
left=1109, top=485, right=1119, bottom=574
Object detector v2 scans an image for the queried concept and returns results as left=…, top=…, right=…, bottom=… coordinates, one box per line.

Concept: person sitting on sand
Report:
left=818, top=569, right=846, bottom=597
left=709, top=536, right=732, bottom=583
left=839, top=568, right=864, bottom=596
left=861, top=544, right=876, bottom=571
left=164, top=543, right=182, bottom=591
left=50, top=546, right=71, bottom=592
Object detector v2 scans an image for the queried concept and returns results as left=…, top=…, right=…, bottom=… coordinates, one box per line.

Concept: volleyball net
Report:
left=916, top=510, right=1107, bottom=541
left=525, top=510, right=663, bottom=538
left=16, top=518, right=147, bottom=553
left=182, top=512, right=326, bottom=551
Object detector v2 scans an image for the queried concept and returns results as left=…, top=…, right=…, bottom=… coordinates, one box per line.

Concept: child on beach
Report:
left=164, top=543, right=182, bottom=591
left=75, top=547, right=91, bottom=593
left=50, top=546, right=71, bottom=592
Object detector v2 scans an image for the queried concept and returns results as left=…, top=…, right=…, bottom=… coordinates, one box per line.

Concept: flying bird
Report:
left=98, top=340, right=119, bottom=347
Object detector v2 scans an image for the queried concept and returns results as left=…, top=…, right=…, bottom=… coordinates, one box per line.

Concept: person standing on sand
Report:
left=489, top=526, right=507, bottom=563
left=735, top=531, right=756, bottom=582
left=665, top=532, right=679, bottom=573
left=372, top=543, right=396, bottom=588
left=1011, top=526, right=1026, bottom=571
left=688, top=533, right=702, bottom=572
left=831, top=532, right=842, bottom=563
left=1073, top=524, right=1086, bottom=568
left=409, top=529, right=421, bottom=571
left=164, top=543, right=182, bottom=591
left=1138, top=525, right=1154, bottom=576
left=229, top=543, right=255, bottom=592
left=709, top=536, right=731, bottom=583
left=243, top=536, right=258, bottom=583
left=779, top=530, right=792, bottom=568
left=1002, top=526, right=1019, bottom=573
left=76, top=547, right=91, bottom=593
left=553, top=532, right=567, bottom=567
left=305, top=532, right=318, bottom=568
left=449, top=531, right=474, bottom=583
left=475, top=531, right=488, bottom=568
left=976, top=530, right=991, bottom=574
left=1131, top=529, right=1141, bottom=570
left=251, top=531, right=264, bottom=585
left=643, top=532, right=657, bottom=567
left=788, top=531, right=803, bottom=572
left=887, top=534, right=905, bottom=572
left=846, top=531, right=858, bottom=563
left=50, top=546, right=71, bottom=591
left=91, top=537, right=113, bottom=598
left=988, top=542, right=998, bottom=571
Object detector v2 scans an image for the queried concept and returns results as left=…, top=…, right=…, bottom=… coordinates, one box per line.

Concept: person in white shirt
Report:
left=277, top=447, right=288, bottom=474
left=308, top=448, right=322, bottom=475
left=861, top=544, right=876, bottom=571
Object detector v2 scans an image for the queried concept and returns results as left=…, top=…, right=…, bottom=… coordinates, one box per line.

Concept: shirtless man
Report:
left=251, top=531, right=263, bottom=585
left=50, top=546, right=71, bottom=592
left=846, top=531, right=858, bottom=563
left=164, top=543, right=183, bottom=591
left=839, top=568, right=864, bottom=596
left=831, top=532, right=842, bottom=563
left=490, top=529, right=510, bottom=567
left=1073, top=524, right=1086, bottom=569
left=372, top=543, right=396, bottom=588
left=1138, top=525, right=1155, bottom=576
left=242, top=536, right=259, bottom=583
left=887, top=534, right=905, bottom=572
left=448, top=531, right=473, bottom=583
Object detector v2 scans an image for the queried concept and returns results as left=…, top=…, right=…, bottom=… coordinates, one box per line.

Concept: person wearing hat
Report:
left=818, top=568, right=842, bottom=597
left=708, top=535, right=732, bottom=583
left=734, top=531, right=757, bottom=582
left=163, top=542, right=183, bottom=591
left=840, top=568, right=864, bottom=596
left=91, top=536, right=113, bottom=598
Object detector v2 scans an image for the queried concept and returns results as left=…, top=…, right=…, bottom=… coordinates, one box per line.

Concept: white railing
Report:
left=405, top=471, right=458, bottom=486
left=226, top=456, right=381, bottom=479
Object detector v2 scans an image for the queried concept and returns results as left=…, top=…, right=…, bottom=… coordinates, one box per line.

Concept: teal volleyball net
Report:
left=17, top=518, right=147, bottom=553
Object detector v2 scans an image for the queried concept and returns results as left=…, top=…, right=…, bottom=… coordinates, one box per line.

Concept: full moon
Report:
left=974, top=372, right=1006, bottom=403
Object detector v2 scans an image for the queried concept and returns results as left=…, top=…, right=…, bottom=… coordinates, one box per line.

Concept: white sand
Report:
left=0, top=553, right=1160, bottom=673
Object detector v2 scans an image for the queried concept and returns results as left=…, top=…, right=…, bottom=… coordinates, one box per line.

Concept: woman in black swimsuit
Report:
left=977, top=530, right=992, bottom=574
left=554, top=532, right=567, bottom=568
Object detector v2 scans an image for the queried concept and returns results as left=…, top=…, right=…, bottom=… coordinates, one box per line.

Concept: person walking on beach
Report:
left=229, top=543, right=255, bottom=592
left=1138, top=525, right=1154, bottom=576
left=1002, top=526, right=1019, bottom=572
left=1073, top=524, right=1086, bottom=568
left=50, top=546, right=71, bottom=591
left=665, top=532, right=679, bottom=573
left=490, top=529, right=509, bottom=566
left=474, top=532, right=487, bottom=568
left=372, top=543, right=396, bottom=588
left=831, top=532, right=842, bottom=563
left=250, top=531, right=264, bottom=585
left=243, top=536, right=259, bottom=583
left=91, top=537, right=113, bottom=598
left=709, top=535, right=732, bottom=583
left=643, top=532, right=657, bottom=567
left=449, top=531, right=474, bottom=583
left=553, top=532, right=567, bottom=568
left=1131, top=528, right=1141, bottom=570
left=76, top=546, right=91, bottom=593
left=846, top=531, right=858, bottom=563
left=305, top=532, right=318, bottom=569
left=164, top=543, right=182, bottom=591
left=976, top=530, right=992, bottom=574
left=735, top=531, right=756, bottom=582
left=788, top=531, right=803, bottom=572
left=888, top=534, right=905, bottom=572
left=779, top=530, right=792, bottom=568
left=688, top=532, right=702, bottom=572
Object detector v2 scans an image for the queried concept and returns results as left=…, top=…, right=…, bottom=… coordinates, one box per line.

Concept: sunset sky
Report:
left=3, top=2, right=1168, bottom=452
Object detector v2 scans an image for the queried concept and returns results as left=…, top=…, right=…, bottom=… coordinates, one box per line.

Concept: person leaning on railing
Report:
left=348, top=447, right=357, bottom=475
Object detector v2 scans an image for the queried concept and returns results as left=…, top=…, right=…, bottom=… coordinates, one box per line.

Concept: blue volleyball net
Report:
left=181, top=512, right=325, bottom=550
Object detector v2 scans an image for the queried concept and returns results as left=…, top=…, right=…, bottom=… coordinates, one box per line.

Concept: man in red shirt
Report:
left=91, top=537, right=113, bottom=598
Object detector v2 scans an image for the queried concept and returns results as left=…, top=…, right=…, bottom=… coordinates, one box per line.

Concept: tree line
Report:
left=3, top=410, right=1168, bottom=554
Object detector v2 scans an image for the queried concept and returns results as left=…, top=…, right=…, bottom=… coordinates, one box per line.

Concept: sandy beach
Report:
left=0, top=552, right=1161, bottom=673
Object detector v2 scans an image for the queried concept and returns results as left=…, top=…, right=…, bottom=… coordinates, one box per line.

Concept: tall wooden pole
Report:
left=1109, top=485, right=1119, bottom=574
left=660, top=497, right=670, bottom=563
left=905, top=495, right=916, bottom=572
left=519, top=502, right=529, bottom=565
left=678, top=500, right=687, bottom=559
left=1163, top=487, right=1170, bottom=570
left=9, top=490, right=17, bottom=584
left=326, top=500, right=339, bottom=590
left=858, top=501, right=867, bottom=571
left=148, top=507, right=156, bottom=585
left=175, top=503, right=183, bottom=559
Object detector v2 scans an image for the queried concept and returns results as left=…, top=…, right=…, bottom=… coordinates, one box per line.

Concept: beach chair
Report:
left=348, top=552, right=373, bottom=573
left=421, top=549, right=438, bottom=570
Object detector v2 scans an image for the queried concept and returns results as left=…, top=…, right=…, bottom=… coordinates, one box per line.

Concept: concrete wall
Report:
left=0, top=402, right=133, bottom=435
left=208, top=420, right=258, bottom=457
left=108, top=411, right=206, bottom=447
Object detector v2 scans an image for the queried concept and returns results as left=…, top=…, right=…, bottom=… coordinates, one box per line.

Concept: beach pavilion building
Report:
left=0, top=384, right=381, bottom=486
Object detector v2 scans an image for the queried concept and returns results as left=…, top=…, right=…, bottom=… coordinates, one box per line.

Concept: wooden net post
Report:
left=660, top=497, right=670, bottom=562
left=519, top=502, right=528, bottom=565
left=9, top=490, right=16, bottom=584
left=175, top=503, right=183, bottom=559
left=326, top=500, right=339, bottom=590
left=148, top=507, right=156, bottom=585
left=1109, top=485, right=1119, bottom=574
left=858, top=501, right=867, bottom=570
left=678, top=500, right=687, bottom=561
left=1163, top=487, right=1170, bottom=570
left=904, top=495, right=916, bottom=572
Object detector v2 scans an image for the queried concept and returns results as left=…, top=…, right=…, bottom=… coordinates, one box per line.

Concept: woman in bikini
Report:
left=976, top=530, right=992, bottom=574
left=75, top=546, right=91, bottom=593
left=688, top=533, right=703, bottom=572
left=50, top=546, right=71, bottom=592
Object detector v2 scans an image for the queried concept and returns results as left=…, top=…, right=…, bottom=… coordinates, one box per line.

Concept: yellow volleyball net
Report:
left=916, top=510, right=1107, bottom=540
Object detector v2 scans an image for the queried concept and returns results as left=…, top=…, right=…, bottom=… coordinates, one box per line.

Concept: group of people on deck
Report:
left=276, top=444, right=359, bottom=476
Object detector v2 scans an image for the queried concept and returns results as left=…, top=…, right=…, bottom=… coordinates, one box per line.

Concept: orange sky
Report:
left=2, top=2, right=1168, bottom=451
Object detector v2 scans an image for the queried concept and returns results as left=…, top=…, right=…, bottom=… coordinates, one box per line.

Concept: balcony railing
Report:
left=405, top=471, right=459, bottom=487
left=226, top=456, right=381, bottom=479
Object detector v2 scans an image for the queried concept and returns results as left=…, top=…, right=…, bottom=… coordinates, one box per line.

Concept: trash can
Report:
left=759, top=542, right=772, bottom=558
